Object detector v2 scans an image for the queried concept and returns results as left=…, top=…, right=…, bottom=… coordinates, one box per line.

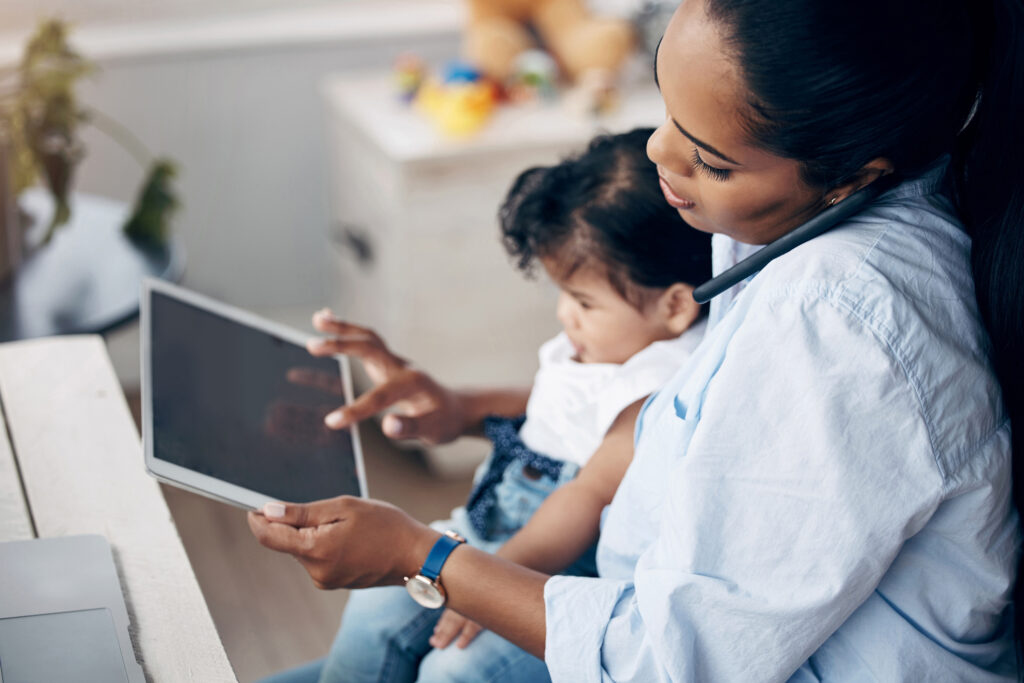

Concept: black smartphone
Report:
left=693, top=180, right=891, bottom=303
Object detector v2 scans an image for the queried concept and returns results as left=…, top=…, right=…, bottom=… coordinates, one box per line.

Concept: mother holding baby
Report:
left=251, top=0, right=1024, bottom=680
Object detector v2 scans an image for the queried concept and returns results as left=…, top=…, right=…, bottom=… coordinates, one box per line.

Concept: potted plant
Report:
left=0, top=19, right=180, bottom=280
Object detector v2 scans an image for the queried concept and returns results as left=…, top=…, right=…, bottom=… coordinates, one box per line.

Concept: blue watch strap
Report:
left=420, top=532, right=464, bottom=581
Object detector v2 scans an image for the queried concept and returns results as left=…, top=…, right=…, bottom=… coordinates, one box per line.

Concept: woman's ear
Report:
left=657, top=283, right=701, bottom=336
left=824, top=157, right=895, bottom=206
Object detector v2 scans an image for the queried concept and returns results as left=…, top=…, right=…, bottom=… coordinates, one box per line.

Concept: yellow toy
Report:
left=463, top=0, right=635, bottom=83
left=416, top=77, right=499, bottom=137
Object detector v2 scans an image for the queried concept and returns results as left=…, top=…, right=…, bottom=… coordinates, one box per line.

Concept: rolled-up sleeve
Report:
left=544, top=292, right=949, bottom=682
left=544, top=576, right=633, bottom=683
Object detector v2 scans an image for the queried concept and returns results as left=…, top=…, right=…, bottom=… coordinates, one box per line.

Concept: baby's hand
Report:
left=429, top=608, right=484, bottom=650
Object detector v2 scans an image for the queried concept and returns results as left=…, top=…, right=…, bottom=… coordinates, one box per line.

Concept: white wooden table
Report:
left=0, top=335, right=235, bottom=681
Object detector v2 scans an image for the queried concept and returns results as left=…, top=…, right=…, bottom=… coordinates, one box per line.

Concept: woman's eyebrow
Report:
left=654, top=37, right=662, bottom=89
left=673, top=120, right=742, bottom=166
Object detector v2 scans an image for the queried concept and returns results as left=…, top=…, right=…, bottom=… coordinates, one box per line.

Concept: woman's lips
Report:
left=659, top=176, right=696, bottom=210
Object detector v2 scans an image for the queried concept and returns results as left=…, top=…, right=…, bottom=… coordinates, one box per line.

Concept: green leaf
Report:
left=123, top=158, right=179, bottom=247
left=14, top=19, right=94, bottom=239
left=8, top=108, right=39, bottom=193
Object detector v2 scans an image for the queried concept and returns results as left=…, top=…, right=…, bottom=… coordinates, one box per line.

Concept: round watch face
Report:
left=406, top=575, right=446, bottom=609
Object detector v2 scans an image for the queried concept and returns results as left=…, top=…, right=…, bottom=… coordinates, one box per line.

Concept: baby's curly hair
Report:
left=500, top=128, right=712, bottom=308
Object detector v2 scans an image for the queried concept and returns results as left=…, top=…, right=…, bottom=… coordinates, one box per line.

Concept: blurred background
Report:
left=0, top=0, right=670, bottom=678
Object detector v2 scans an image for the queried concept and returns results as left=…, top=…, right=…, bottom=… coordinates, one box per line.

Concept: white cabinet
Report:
left=321, top=72, right=663, bottom=476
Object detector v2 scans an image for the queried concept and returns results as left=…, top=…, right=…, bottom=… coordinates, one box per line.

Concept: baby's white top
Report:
left=519, top=319, right=708, bottom=467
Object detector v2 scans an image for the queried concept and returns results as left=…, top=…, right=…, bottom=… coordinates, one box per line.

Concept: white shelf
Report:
left=322, top=73, right=665, bottom=165
left=0, top=1, right=462, bottom=65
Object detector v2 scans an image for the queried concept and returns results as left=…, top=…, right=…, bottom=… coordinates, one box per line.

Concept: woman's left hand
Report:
left=430, top=608, right=485, bottom=650
left=251, top=496, right=550, bottom=659
left=247, top=497, right=439, bottom=590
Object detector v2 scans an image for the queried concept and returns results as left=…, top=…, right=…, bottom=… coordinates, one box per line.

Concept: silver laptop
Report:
left=0, top=535, right=144, bottom=683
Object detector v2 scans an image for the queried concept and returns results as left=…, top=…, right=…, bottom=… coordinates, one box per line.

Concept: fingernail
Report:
left=306, top=339, right=326, bottom=352
left=264, top=502, right=286, bottom=518
left=325, top=410, right=346, bottom=428
left=382, top=415, right=403, bottom=437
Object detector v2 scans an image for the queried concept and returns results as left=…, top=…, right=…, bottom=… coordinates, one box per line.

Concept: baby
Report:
left=317, top=128, right=712, bottom=683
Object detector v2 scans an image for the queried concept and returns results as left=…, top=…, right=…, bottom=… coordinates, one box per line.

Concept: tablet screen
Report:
left=150, top=289, right=362, bottom=503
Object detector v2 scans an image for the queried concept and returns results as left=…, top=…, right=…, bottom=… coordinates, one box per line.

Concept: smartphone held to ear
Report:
left=693, top=180, right=891, bottom=304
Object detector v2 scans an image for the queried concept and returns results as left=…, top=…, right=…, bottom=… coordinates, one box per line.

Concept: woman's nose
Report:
left=646, top=123, right=668, bottom=166
left=648, top=121, right=693, bottom=178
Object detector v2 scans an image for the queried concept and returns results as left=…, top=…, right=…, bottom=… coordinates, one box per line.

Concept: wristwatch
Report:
left=404, top=530, right=466, bottom=609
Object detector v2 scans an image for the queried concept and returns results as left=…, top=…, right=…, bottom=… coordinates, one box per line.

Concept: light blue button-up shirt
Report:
left=544, top=161, right=1019, bottom=682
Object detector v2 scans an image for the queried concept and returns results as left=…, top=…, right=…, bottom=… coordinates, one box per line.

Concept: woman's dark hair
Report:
left=703, top=0, right=1024, bottom=652
left=500, top=128, right=712, bottom=308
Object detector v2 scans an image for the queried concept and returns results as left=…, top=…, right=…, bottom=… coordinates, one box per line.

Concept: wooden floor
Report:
left=128, top=393, right=475, bottom=682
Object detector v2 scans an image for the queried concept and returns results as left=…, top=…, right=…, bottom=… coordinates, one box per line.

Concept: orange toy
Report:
left=463, top=0, right=635, bottom=83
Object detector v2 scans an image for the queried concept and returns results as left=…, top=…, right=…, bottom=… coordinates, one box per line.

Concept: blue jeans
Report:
left=319, top=585, right=549, bottom=683
left=256, top=584, right=554, bottom=683
left=259, top=448, right=593, bottom=683
left=319, top=453, right=593, bottom=683
left=257, top=658, right=325, bottom=683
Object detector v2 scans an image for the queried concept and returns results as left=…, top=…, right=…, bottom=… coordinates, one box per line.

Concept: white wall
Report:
left=68, top=4, right=461, bottom=309
left=3, top=4, right=463, bottom=384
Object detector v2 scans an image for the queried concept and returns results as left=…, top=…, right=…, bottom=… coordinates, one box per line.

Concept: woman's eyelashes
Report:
left=692, top=149, right=732, bottom=181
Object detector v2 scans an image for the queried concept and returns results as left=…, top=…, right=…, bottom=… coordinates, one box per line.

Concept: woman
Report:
left=250, top=0, right=1024, bottom=680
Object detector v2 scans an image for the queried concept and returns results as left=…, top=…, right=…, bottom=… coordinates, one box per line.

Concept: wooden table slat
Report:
left=0, top=393, right=32, bottom=542
left=0, top=335, right=235, bottom=682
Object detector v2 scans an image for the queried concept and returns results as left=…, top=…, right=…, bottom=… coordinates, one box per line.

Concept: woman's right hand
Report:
left=307, top=310, right=470, bottom=445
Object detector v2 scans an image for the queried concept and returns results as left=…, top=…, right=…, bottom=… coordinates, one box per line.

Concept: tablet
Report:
left=141, top=278, right=367, bottom=510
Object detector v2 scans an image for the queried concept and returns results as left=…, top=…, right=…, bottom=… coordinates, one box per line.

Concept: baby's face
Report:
left=542, top=259, right=676, bottom=365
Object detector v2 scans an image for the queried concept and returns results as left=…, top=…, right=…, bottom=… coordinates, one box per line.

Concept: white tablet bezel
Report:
left=140, top=277, right=368, bottom=510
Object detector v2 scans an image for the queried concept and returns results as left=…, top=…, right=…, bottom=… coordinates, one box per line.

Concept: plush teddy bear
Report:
left=463, top=0, right=635, bottom=83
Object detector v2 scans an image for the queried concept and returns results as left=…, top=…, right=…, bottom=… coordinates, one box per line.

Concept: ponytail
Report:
left=952, top=0, right=1024, bottom=653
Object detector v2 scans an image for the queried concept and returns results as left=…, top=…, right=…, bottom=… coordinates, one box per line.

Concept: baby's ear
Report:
left=659, top=283, right=701, bottom=336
